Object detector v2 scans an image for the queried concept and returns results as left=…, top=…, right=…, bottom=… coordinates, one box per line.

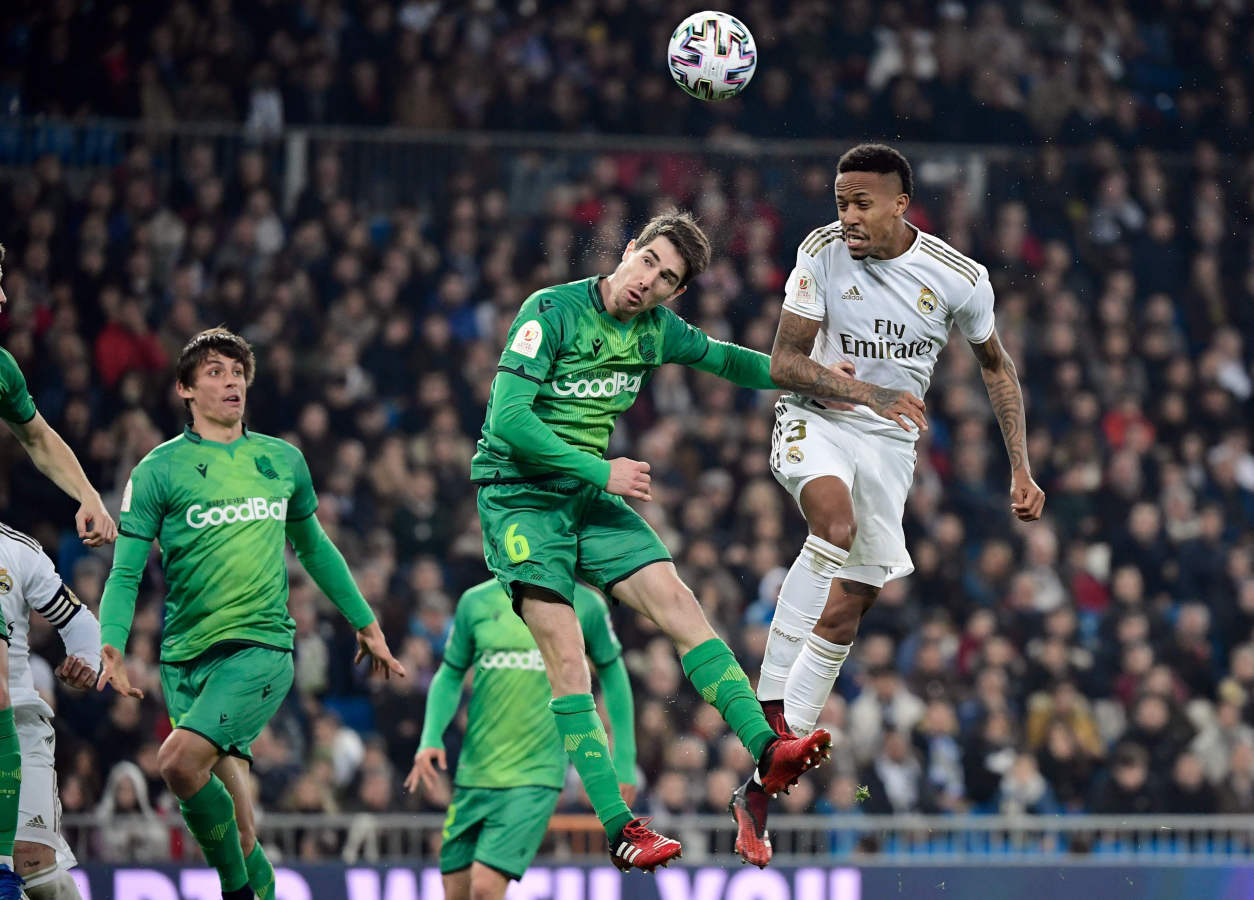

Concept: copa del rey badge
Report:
left=510, top=320, right=544, bottom=358
left=795, top=269, right=817, bottom=306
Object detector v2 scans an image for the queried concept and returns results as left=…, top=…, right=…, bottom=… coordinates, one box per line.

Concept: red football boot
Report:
left=609, top=817, right=682, bottom=873
left=757, top=729, right=832, bottom=797
left=729, top=778, right=773, bottom=867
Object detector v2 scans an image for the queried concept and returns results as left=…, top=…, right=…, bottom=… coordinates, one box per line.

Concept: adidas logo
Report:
left=841, top=285, right=863, bottom=301
left=25, top=814, right=46, bottom=829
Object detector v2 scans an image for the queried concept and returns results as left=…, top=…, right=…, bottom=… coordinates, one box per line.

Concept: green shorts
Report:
left=477, top=479, right=671, bottom=609
left=160, top=643, right=293, bottom=761
left=440, top=784, right=560, bottom=879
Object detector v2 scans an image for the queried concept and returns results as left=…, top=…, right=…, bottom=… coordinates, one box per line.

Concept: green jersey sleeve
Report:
left=657, top=307, right=711, bottom=366
left=575, top=585, right=621, bottom=668
left=441, top=594, right=475, bottom=671
left=286, top=445, right=318, bottom=521
left=119, top=455, right=165, bottom=541
left=496, top=291, right=569, bottom=383
left=0, top=348, right=37, bottom=425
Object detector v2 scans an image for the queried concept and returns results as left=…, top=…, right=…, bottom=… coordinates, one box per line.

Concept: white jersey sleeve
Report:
left=782, top=222, right=842, bottom=322
left=950, top=265, right=996, bottom=344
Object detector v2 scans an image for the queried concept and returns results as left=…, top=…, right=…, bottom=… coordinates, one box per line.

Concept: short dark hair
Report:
left=176, top=327, right=256, bottom=414
left=634, top=209, right=711, bottom=287
left=837, top=143, right=914, bottom=198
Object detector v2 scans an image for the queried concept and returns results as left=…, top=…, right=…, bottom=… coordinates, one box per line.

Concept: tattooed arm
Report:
left=969, top=329, right=1045, bottom=521
left=770, top=310, right=928, bottom=432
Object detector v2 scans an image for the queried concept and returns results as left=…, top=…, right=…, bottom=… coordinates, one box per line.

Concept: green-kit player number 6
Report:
left=505, top=523, right=530, bottom=562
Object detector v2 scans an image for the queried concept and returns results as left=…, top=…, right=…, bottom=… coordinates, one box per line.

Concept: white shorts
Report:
left=770, top=398, right=916, bottom=587
left=15, top=708, right=76, bottom=870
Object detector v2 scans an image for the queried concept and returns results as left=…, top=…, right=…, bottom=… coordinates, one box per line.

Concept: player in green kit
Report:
left=403, top=580, right=635, bottom=898
left=474, top=211, right=920, bottom=870
left=0, top=242, right=117, bottom=899
left=96, top=328, right=405, bottom=900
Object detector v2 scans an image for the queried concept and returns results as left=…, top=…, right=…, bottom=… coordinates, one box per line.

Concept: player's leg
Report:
left=0, top=638, right=23, bottom=899
left=440, top=786, right=484, bottom=900
left=441, top=870, right=471, bottom=900
left=775, top=476, right=862, bottom=737
left=762, top=408, right=859, bottom=731
left=467, top=864, right=509, bottom=900
left=477, top=484, right=639, bottom=851
left=13, top=843, right=78, bottom=900
left=157, top=729, right=250, bottom=897
left=468, top=785, right=558, bottom=899
left=610, top=563, right=830, bottom=789
left=583, top=495, right=830, bottom=797
left=204, top=646, right=290, bottom=900
left=14, top=710, right=80, bottom=900
left=215, top=755, right=274, bottom=900
left=784, top=435, right=915, bottom=737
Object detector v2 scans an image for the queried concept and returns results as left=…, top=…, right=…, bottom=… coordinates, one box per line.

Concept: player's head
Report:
left=176, top=327, right=256, bottom=428
left=835, top=144, right=914, bottom=259
left=606, top=210, right=711, bottom=319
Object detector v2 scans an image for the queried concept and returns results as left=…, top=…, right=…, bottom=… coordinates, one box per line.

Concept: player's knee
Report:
left=157, top=742, right=204, bottom=793
left=22, top=866, right=81, bottom=900
left=814, top=519, right=856, bottom=552
left=0, top=678, right=11, bottom=710
left=468, top=869, right=506, bottom=900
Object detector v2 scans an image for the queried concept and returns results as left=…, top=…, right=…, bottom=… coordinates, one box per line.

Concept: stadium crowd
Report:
left=4, top=0, right=1253, bottom=148
left=0, top=0, right=1252, bottom=868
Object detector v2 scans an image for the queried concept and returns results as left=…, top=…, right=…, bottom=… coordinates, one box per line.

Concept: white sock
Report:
left=0, top=854, right=11, bottom=870
left=784, top=632, right=852, bottom=736
left=757, top=535, right=848, bottom=702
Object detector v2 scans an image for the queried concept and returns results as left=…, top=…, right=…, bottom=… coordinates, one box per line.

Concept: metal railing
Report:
left=0, top=116, right=1227, bottom=233
left=61, top=812, right=1254, bottom=865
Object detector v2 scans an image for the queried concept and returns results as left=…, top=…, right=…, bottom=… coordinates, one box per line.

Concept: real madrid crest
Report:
left=0, top=568, right=11, bottom=593
left=786, top=445, right=804, bottom=464
left=917, top=287, right=937, bottom=314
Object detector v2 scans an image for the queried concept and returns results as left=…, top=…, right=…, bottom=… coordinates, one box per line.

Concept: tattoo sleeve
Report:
left=770, top=311, right=898, bottom=407
left=970, top=330, right=1028, bottom=473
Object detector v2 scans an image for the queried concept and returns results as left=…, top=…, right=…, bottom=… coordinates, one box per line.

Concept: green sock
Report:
left=0, top=708, right=18, bottom=858
left=179, top=775, right=248, bottom=892
left=245, top=841, right=276, bottom=900
left=682, top=638, right=775, bottom=761
left=549, top=693, right=633, bottom=840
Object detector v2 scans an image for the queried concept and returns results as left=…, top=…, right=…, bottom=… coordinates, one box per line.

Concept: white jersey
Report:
left=782, top=220, right=995, bottom=442
left=0, top=523, right=98, bottom=718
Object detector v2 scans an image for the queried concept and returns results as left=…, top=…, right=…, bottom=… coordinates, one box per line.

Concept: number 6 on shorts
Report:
left=504, top=522, right=530, bottom=562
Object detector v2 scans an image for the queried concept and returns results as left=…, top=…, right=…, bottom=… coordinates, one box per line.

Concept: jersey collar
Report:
left=183, top=423, right=251, bottom=445
left=589, top=276, right=607, bottom=312
left=863, top=222, right=922, bottom=266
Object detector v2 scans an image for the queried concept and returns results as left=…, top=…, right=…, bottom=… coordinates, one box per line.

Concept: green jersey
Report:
left=471, top=276, right=721, bottom=484
left=0, top=348, right=37, bottom=425
left=441, top=580, right=622, bottom=789
left=114, top=425, right=317, bottom=662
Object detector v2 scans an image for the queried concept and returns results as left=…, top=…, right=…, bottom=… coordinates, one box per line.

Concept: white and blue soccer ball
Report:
left=667, top=10, right=757, bottom=102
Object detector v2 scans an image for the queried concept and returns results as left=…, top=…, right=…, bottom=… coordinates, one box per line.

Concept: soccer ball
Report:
left=667, top=10, right=757, bottom=102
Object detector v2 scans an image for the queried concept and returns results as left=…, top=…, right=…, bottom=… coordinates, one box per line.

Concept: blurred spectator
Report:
left=95, top=762, right=169, bottom=862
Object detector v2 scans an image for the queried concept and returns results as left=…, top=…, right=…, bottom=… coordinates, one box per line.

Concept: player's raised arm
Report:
left=969, top=329, right=1045, bottom=521
left=4, top=409, right=116, bottom=547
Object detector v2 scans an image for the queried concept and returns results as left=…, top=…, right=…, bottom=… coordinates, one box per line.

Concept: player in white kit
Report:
left=0, top=523, right=99, bottom=899
left=731, top=144, right=1046, bottom=865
